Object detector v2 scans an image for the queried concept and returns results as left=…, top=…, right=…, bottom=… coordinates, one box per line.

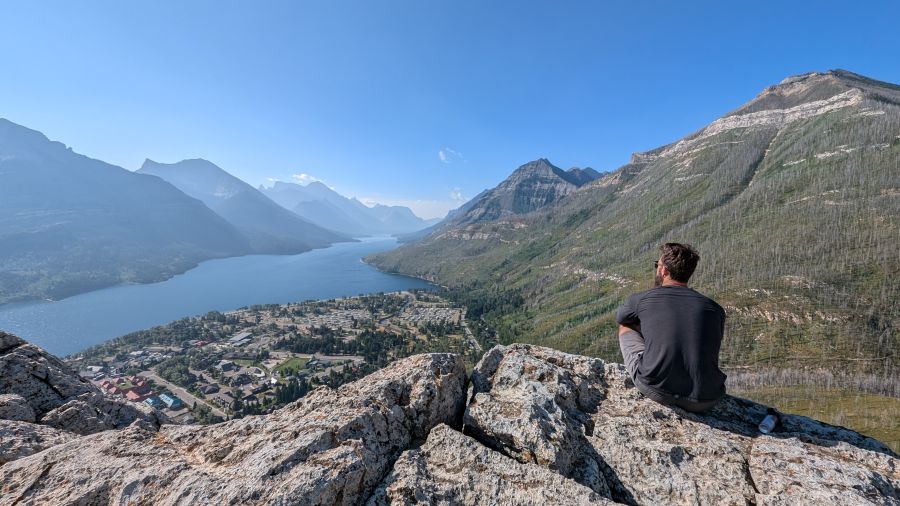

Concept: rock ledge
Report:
left=1, top=336, right=898, bottom=505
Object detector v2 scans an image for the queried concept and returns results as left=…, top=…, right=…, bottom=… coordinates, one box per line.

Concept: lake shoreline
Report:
left=0, top=237, right=435, bottom=357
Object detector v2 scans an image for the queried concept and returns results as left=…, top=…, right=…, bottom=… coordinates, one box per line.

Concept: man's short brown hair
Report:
left=659, top=243, right=700, bottom=282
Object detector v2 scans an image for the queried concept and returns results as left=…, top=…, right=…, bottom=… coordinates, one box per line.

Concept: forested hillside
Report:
left=368, top=70, right=900, bottom=378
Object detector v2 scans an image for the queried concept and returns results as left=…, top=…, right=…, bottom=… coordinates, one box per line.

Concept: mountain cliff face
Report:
left=139, top=159, right=348, bottom=253
left=0, top=120, right=253, bottom=304
left=447, top=158, right=600, bottom=226
left=366, top=70, right=900, bottom=376
left=1, top=333, right=897, bottom=504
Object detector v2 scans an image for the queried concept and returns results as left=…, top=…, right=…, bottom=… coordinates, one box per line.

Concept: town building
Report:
left=159, top=393, right=184, bottom=410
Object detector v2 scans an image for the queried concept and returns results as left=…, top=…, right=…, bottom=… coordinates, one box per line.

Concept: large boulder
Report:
left=0, top=331, right=164, bottom=436
left=0, top=420, right=78, bottom=465
left=367, top=423, right=616, bottom=505
left=464, top=344, right=900, bottom=505
left=1, top=353, right=467, bottom=505
left=0, top=394, right=35, bottom=423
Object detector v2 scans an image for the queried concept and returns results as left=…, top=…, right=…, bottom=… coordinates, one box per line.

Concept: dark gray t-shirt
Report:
left=615, top=285, right=727, bottom=402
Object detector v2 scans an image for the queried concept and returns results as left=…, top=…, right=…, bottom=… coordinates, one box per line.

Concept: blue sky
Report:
left=2, top=1, right=899, bottom=218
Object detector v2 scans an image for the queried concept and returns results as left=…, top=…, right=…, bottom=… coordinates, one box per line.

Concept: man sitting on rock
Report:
left=615, top=242, right=727, bottom=412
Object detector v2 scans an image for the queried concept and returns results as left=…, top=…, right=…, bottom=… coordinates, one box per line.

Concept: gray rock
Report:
left=0, top=394, right=35, bottom=422
left=368, top=423, right=617, bottom=505
left=464, top=344, right=613, bottom=496
left=0, top=419, right=77, bottom=464
left=0, top=331, right=94, bottom=416
left=465, top=344, right=900, bottom=506
left=0, top=352, right=467, bottom=505
left=2, top=337, right=898, bottom=505
left=40, top=391, right=163, bottom=435
left=0, top=331, right=165, bottom=437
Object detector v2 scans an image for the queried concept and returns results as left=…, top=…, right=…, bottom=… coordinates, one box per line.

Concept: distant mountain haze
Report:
left=258, top=180, right=434, bottom=236
left=138, top=159, right=349, bottom=253
left=0, top=119, right=253, bottom=304
left=367, top=69, right=900, bottom=377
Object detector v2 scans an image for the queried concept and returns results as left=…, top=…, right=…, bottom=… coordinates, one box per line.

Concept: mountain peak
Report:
left=140, top=158, right=222, bottom=173
left=776, top=69, right=894, bottom=89
left=0, top=118, right=68, bottom=157
left=443, top=158, right=588, bottom=225
left=730, top=69, right=900, bottom=118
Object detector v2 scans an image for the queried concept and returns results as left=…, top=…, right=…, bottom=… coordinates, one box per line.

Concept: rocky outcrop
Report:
left=1, top=338, right=898, bottom=505
left=0, top=331, right=165, bottom=457
left=367, top=424, right=616, bottom=505
left=1, top=352, right=467, bottom=505
left=0, top=394, right=35, bottom=423
left=463, top=344, right=900, bottom=505
left=0, top=420, right=77, bottom=465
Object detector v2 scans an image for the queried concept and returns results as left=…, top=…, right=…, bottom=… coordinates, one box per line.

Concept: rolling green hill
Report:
left=367, top=70, right=900, bottom=379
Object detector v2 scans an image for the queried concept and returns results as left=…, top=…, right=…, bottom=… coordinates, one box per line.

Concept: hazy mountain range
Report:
left=259, top=181, right=438, bottom=236
left=367, top=69, right=900, bottom=377
left=0, top=121, right=435, bottom=304
left=138, top=159, right=346, bottom=254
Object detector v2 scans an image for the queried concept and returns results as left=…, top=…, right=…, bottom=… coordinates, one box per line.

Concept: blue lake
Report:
left=0, top=237, right=433, bottom=357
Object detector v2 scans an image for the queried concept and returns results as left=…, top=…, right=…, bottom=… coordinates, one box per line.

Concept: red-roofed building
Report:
left=125, top=390, right=147, bottom=402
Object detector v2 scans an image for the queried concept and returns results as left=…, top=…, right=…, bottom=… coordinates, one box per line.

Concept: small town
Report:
left=67, top=291, right=478, bottom=423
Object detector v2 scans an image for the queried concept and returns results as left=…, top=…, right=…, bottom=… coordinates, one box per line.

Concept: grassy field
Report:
left=274, top=357, right=309, bottom=375
left=731, top=385, right=900, bottom=453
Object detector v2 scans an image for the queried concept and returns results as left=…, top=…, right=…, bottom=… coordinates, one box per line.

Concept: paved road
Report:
left=460, top=309, right=483, bottom=352
left=314, top=353, right=365, bottom=362
left=139, top=370, right=227, bottom=419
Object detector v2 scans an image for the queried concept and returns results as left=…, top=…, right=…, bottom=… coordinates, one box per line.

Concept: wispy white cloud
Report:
left=438, top=147, right=464, bottom=164
left=291, top=173, right=321, bottom=184
left=450, top=187, right=465, bottom=202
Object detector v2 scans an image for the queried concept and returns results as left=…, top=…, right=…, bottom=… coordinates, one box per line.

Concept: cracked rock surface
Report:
left=1, top=335, right=898, bottom=505
left=0, top=331, right=164, bottom=439
left=1, top=351, right=467, bottom=505
left=464, top=344, right=900, bottom=506
left=368, top=423, right=617, bottom=505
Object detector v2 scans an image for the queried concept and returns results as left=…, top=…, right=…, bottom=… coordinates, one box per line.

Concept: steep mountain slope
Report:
left=260, top=181, right=433, bottom=236
left=0, top=119, right=253, bottom=304
left=139, top=159, right=347, bottom=253
left=368, top=70, right=900, bottom=377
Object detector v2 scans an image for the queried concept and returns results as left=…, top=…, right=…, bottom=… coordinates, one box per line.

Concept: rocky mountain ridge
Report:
left=443, top=158, right=601, bottom=227
left=1, top=331, right=897, bottom=505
